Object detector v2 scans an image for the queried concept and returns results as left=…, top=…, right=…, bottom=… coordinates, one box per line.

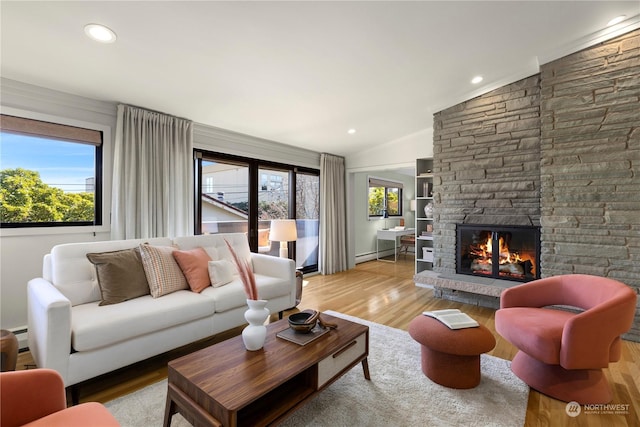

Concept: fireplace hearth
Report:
left=457, top=224, right=540, bottom=282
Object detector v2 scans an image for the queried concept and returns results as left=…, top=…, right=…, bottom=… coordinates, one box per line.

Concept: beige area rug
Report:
left=106, top=311, right=529, bottom=426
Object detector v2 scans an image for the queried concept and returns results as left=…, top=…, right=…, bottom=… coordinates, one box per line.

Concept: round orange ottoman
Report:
left=408, top=315, right=496, bottom=389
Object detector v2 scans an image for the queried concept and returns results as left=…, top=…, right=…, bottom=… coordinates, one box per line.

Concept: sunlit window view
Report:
left=201, top=161, right=250, bottom=234
left=0, top=115, right=101, bottom=227
left=368, top=177, right=402, bottom=218
left=199, top=156, right=319, bottom=272
left=295, top=173, right=320, bottom=271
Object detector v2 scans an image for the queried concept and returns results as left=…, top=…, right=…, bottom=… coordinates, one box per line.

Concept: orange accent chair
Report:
left=0, top=369, right=120, bottom=427
left=495, top=274, right=637, bottom=404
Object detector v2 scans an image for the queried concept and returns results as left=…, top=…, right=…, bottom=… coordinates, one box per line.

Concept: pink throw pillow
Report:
left=172, top=247, right=212, bottom=293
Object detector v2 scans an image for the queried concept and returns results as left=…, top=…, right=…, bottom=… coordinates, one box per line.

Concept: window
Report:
left=195, top=150, right=320, bottom=273
left=0, top=114, right=102, bottom=228
left=368, top=176, right=403, bottom=218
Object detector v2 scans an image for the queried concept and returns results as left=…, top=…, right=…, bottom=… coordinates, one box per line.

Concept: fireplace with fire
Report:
left=456, top=224, right=540, bottom=282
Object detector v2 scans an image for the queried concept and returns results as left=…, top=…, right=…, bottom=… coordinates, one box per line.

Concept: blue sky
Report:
left=0, top=133, right=95, bottom=193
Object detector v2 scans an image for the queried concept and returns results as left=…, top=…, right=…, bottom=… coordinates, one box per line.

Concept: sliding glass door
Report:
left=257, top=167, right=291, bottom=257
left=199, top=158, right=250, bottom=235
left=295, top=172, right=319, bottom=271
left=195, top=150, right=319, bottom=273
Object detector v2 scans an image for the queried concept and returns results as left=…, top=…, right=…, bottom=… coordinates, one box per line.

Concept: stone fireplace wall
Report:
left=432, top=29, right=639, bottom=341
left=432, top=74, right=542, bottom=274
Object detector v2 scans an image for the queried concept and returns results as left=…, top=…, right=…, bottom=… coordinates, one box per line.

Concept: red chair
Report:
left=0, top=369, right=120, bottom=427
left=495, top=274, right=636, bottom=404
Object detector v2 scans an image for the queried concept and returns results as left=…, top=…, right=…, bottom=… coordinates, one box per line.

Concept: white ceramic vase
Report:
left=242, top=299, right=270, bottom=351
left=424, top=202, right=434, bottom=218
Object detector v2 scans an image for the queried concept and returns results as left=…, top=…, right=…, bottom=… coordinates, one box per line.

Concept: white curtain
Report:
left=319, top=153, right=347, bottom=274
left=111, top=104, right=193, bottom=239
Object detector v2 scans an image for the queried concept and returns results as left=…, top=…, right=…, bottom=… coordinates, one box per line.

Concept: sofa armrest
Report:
left=250, top=253, right=295, bottom=281
left=27, top=278, right=72, bottom=385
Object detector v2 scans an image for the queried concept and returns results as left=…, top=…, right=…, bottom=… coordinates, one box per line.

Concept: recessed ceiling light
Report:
left=84, top=23, right=117, bottom=43
left=607, top=15, right=626, bottom=27
left=471, top=76, right=483, bottom=84
left=347, top=129, right=357, bottom=135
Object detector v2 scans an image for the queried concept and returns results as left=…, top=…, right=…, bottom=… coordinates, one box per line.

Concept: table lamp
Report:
left=269, top=219, right=297, bottom=258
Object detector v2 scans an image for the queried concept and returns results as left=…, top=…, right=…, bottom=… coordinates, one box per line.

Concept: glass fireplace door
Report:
left=457, top=225, right=540, bottom=282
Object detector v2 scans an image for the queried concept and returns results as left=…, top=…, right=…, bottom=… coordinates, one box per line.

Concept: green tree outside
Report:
left=369, top=186, right=400, bottom=216
left=0, top=168, right=94, bottom=223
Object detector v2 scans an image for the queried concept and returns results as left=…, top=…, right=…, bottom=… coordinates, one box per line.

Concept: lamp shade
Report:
left=269, top=219, right=297, bottom=242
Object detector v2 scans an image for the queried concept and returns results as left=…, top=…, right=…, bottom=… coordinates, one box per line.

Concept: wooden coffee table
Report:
left=163, top=313, right=370, bottom=427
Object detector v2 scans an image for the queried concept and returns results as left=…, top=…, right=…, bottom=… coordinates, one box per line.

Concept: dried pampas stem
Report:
left=225, top=239, right=259, bottom=300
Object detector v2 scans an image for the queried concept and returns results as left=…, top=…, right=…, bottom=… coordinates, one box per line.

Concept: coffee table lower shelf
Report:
left=237, top=370, right=316, bottom=425
left=164, top=314, right=370, bottom=427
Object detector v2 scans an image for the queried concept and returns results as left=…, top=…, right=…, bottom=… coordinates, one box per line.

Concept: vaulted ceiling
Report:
left=2, top=1, right=638, bottom=156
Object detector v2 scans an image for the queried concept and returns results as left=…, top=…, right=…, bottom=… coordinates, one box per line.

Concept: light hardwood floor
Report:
left=17, top=256, right=640, bottom=426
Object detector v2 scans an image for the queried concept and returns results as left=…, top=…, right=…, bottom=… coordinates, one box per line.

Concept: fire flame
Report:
left=470, top=236, right=524, bottom=265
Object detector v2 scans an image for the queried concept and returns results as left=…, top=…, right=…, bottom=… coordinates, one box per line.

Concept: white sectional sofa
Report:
left=27, top=233, right=296, bottom=388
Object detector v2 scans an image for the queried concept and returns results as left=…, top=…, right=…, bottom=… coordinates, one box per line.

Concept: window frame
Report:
left=194, top=149, right=320, bottom=273
left=0, top=107, right=110, bottom=236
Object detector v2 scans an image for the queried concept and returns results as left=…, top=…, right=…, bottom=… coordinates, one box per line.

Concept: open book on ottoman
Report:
left=422, top=309, right=479, bottom=329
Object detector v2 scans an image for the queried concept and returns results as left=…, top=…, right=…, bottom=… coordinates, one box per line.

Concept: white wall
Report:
left=352, top=171, right=415, bottom=259
left=345, top=128, right=434, bottom=268
left=345, top=128, right=433, bottom=172
left=1, top=79, right=117, bottom=337
left=194, top=123, right=320, bottom=170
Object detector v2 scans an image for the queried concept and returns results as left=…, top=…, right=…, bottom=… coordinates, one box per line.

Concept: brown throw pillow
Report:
left=86, top=248, right=150, bottom=306
left=172, top=247, right=212, bottom=293
left=138, top=244, right=189, bottom=298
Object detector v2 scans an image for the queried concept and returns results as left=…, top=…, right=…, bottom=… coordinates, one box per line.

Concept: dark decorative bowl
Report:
left=288, top=312, right=317, bottom=333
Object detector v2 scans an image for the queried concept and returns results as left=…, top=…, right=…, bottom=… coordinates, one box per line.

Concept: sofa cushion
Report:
left=173, top=234, right=253, bottom=271
left=70, top=291, right=216, bottom=352
left=208, top=260, right=235, bottom=287
left=172, top=247, right=212, bottom=293
left=86, top=248, right=150, bottom=306
left=139, top=244, right=189, bottom=298
left=49, top=237, right=172, bottom=306
left=496, top=307, right=575, bottom=365
left=200, top=273, right=291, bottom=313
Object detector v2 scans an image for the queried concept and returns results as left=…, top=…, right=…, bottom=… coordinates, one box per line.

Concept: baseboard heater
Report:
left=10, top=327, right=28, bottom=352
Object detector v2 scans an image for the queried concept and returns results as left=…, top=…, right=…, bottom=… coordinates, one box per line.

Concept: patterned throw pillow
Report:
left=86, top=248, right=150, bottom=305
left=139, top=244, right=188, bottom=298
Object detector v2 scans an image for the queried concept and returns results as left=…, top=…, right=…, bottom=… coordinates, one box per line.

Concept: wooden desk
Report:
left=376, top=228, right=415, bottom=263
left=164, top=314, right=369, bottom=427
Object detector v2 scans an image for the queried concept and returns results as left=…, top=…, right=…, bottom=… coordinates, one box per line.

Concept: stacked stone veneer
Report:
left=431, top=29, right=639, bottom=341
left=432, top=74, right=542, bottom=274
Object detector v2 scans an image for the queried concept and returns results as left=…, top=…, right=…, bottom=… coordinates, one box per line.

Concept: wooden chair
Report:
left=399, top=235, right=415, bottom=257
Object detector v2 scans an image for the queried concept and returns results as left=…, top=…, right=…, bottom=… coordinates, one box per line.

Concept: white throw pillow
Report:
left=208, top=260, right=236, bottom=287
